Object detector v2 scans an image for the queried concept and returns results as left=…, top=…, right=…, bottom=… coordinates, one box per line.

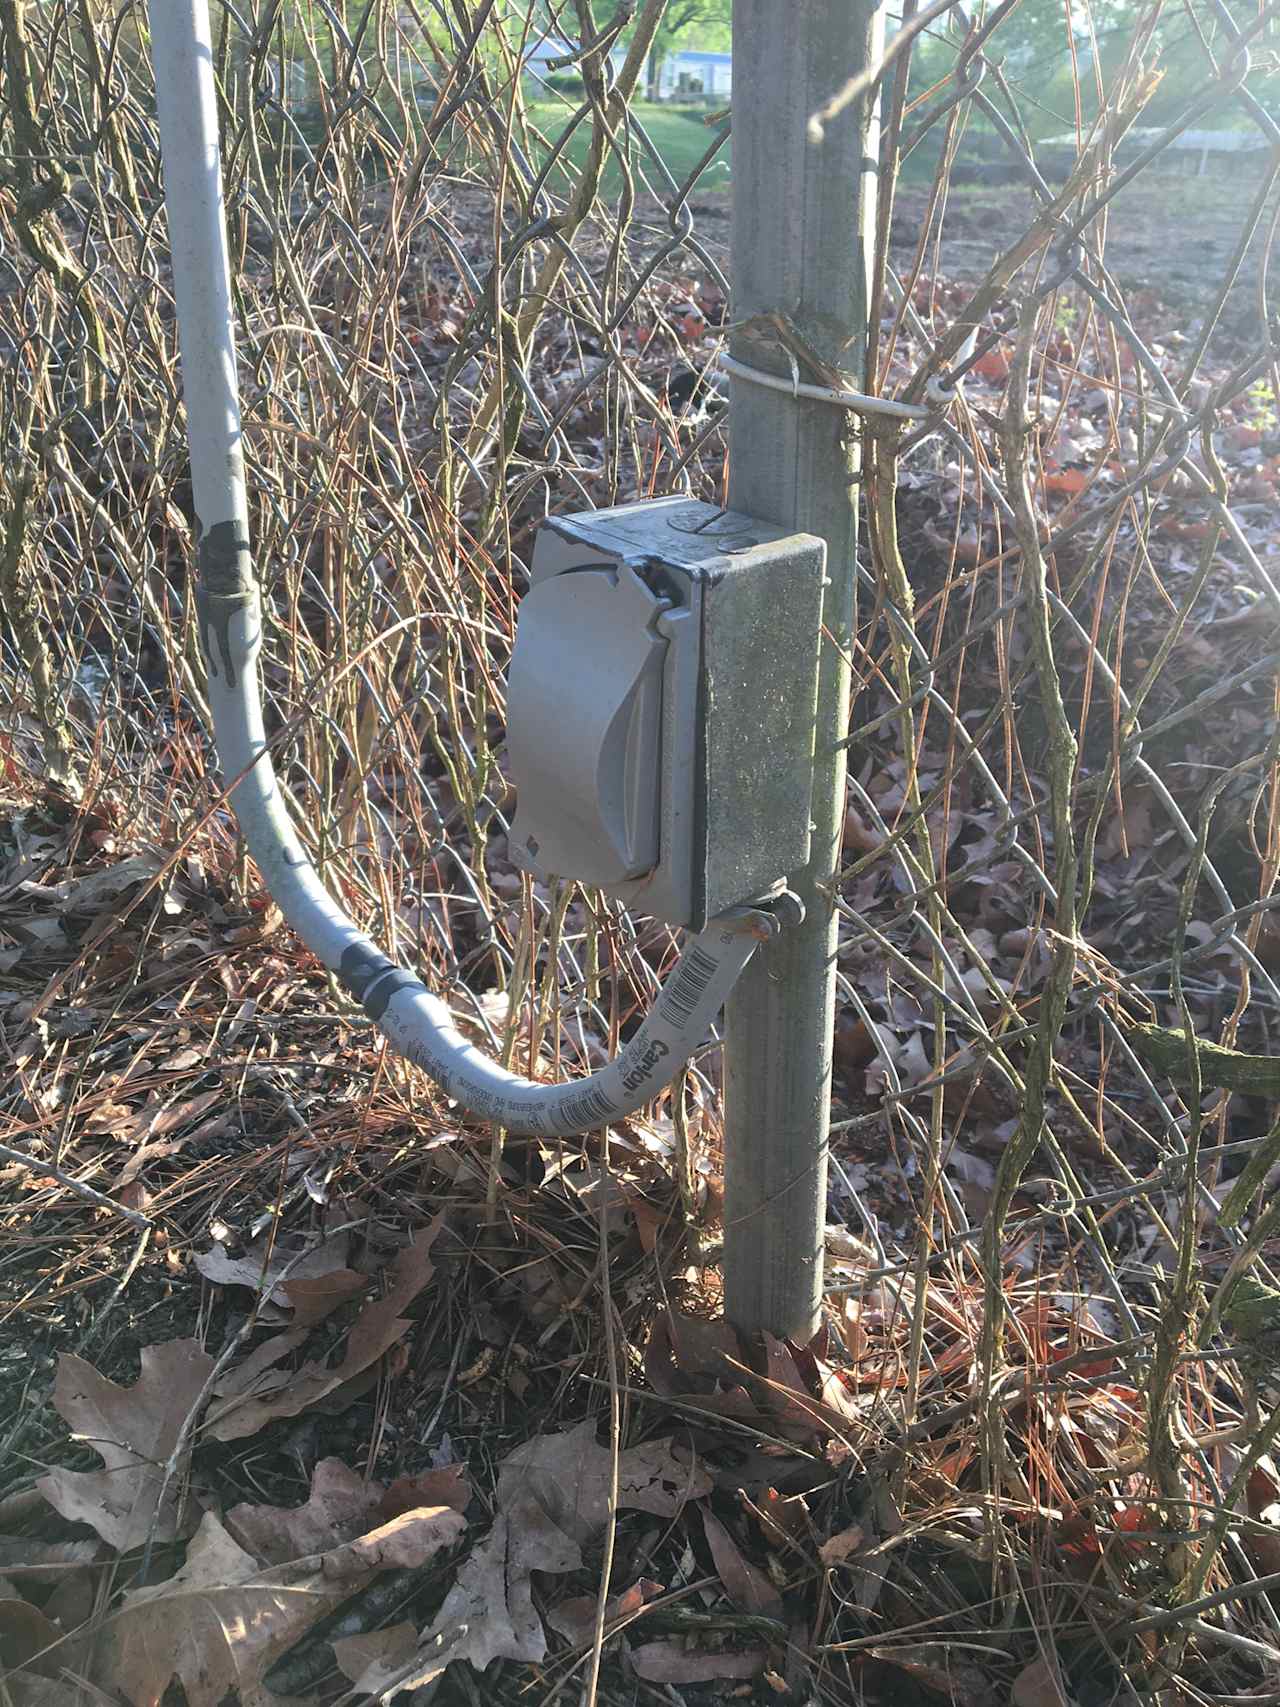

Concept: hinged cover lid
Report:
left=507, top=562, right=667, bottom=888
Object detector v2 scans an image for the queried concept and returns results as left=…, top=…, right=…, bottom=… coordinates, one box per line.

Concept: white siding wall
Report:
left=660, top=53, right=732, bottom=98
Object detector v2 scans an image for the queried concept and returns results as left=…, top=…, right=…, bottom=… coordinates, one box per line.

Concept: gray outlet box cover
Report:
left=507, top=496, right=826, bottom=930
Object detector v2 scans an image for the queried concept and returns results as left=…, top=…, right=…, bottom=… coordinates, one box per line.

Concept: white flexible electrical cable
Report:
left=150, top=0, right=771, bottom=1139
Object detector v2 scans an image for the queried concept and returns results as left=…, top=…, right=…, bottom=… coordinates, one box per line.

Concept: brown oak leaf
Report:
left=225, top=1458, right=386, bottom=1566
left=194, top=1232, right=363, bottom=1326
left=207, top=1218, right=441, bottom=1441
left=38, top=1339, right=216, bottom=1552
left=96, top=1505, right=464, bottom=1707
left=347, top=1422, right=710, bottom=1699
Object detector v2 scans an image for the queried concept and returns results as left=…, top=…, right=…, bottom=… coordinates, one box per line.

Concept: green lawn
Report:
left=522, top=99, right=731, bottom=197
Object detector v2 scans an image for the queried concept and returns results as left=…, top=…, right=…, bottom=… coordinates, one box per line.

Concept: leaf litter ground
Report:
left=5, top=172, right=1280, bottom=1707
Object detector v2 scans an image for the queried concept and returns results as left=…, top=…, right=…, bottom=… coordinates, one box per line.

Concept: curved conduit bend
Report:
left=150, top=0, right=774, bottom=1138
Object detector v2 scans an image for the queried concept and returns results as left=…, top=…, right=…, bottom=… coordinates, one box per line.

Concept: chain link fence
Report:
left=6, top=0, right=1280, bottom=1695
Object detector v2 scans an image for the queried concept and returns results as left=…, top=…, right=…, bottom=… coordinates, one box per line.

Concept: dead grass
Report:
left=1, top=797, right=1279, bottom=1703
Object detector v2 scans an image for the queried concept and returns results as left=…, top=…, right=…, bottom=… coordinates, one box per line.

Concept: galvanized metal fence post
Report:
left=723, top=0, right=881, bottom=1341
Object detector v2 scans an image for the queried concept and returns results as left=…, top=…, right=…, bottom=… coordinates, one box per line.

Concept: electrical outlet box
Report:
left=506, top=497, right=826, bottom=930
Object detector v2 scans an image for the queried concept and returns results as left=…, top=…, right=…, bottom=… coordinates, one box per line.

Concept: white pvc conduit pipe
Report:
left=150, top=0, right=770, bottom=1138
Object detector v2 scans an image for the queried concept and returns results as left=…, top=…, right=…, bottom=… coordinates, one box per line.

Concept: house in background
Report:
left=653, top=48, right=732, bottom=101
left=521, top=33, right=626, bottom=87
left=1040, top=125, right=1271, bottom=178
left=519, top=34, right=731, bottom=102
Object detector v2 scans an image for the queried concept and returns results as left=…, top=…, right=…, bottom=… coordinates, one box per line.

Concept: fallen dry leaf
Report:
left=0, top=1489, right=49, bottom=1528
left=835, top=1012, right=877, bottom=1073
left=815, top=1358, right=866, bottom=1429
left=502, top=1418, right=712, bottom=1545
left=195, top=1232, right=363, bottom=1326
left=1098, top=788, right=1155, bottom=861
left=629, top=1641, right=768, bottom=1683
left=134, top=1089, right=224, bottom=1143
left=1042, top=462, right=1090, bottom=499
left=761, top=1334, right=826, bottom=1440
left=58, top=852, right=164, bottom=914
left=746, top=1486, right=811, bottom=1549
left=322, top=1510, right=466, bottom=1574
left=547, top=1578, right=664, bottom=1647
left=702, top=1508, right=782, bottom=1618
left=225, top=1458, right=385, bottom=1565
left=96, top=1505, right=464, bottom=1707
left=626, top=1189, right=666, bottom=1253
left=0, top=1575, right=63, bottom=1673
left=207, top=1218, right=441, bottom=1440
left=1012, top=1653, right=1074, bottom=1707
left=112, top=1112, right=234, bottom=1190
left=819, top=1521, right=866, bottom=1566
left=38, top=1338, right=217, bottom=1551
left=869, top=1641, right=990, bottom=1705
left=348, top=1421, right=710, bottom=1699
left=0, top=1538, right=99, bottom=1578
left=0, top=1671, right=78, bottom=1706
left=283, top=1267, right=368, bottom=1327
left=379, top=1463, right=472, bottom=1520
left=407, top=1511, right=578, bottom=1681
left=332, top=1621, right=418, bottom=1685
left=96, top=1513, right=313, bottom=1707
left=644, top=1308, right=742, bottom=1397
left=1247, top=1465, right=1280, bottom=1574
left=209, top=1326, right=309, bottom=1419
left=40, top=1566, right=96, bottom=1642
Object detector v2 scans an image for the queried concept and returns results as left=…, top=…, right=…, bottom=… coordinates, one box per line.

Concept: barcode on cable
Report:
left=561, top=1083, right=616, bottom=1130
left=659, top=945, right=720, bottom=1027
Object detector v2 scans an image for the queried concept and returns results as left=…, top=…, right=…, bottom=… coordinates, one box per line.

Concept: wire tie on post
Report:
left=716, top=351, right=935, bottom=422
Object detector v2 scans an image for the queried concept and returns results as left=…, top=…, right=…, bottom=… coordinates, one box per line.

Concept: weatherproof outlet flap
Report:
left=507, top=562, right=667, bottom=888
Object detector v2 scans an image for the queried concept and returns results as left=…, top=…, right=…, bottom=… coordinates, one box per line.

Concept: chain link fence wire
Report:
left=6, top=0, right=1280, bottom=1694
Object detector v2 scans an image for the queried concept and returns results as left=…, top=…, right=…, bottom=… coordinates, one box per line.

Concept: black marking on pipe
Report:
left=197, top=518, right=255, bottom=686
left=338, top=941, right=396, bottom=1000
left=338, top=941, right=428, bottom=1021
left=560, top=1082, right=617, bottom=1129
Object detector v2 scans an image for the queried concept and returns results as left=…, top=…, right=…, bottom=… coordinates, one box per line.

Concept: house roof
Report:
left=523, top=33, right=627, bottom=67
left=522, top=36, right=728, bottom=70
left=522, top=35, right=578, bottom=64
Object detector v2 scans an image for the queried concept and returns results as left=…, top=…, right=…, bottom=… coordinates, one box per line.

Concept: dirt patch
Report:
left=888, top=167, right=1274, bottom=330
left=652, top=164, right=1274, bottom=340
